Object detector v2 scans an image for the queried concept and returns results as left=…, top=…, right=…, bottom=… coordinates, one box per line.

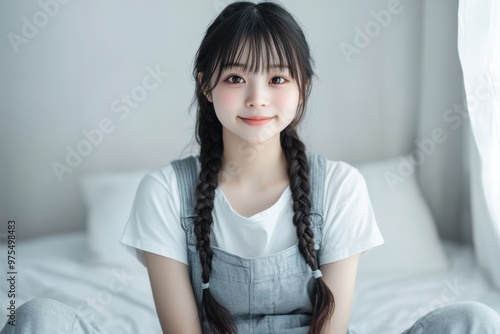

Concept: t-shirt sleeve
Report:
left=319, top=162, right=384, bottom=265
left=119, top=166, right=188, bottom=267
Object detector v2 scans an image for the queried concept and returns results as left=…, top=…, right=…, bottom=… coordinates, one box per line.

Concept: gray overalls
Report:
left=171, top=152, right=333, bottom=334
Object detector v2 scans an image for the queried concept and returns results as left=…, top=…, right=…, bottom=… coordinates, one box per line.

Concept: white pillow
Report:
left=80, top=171, right=147, bottom=271
left=354, top=156, right=448, bottom=279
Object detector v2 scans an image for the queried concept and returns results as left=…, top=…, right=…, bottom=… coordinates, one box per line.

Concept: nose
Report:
left=245, top=83, right=269, bottom=109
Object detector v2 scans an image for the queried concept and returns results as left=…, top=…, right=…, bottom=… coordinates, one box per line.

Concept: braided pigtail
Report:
left=281, top=129, right=335, bottom=334
left=194, top=105, right=237, bottom=334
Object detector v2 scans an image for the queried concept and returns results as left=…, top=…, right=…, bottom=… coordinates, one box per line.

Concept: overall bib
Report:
left=171, top=152, right=341, bottom=334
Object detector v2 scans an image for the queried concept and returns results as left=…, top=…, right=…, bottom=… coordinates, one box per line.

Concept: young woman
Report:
left=121, top=1, right=380, bottom=333
left=3, top=2, right=500, bottom=334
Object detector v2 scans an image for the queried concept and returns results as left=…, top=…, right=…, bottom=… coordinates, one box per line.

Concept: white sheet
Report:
left=1, top=232, right=499, bottom=333
left=0, top=232, right=161, bottom=333
left=351, top=240, right=500, bottom=333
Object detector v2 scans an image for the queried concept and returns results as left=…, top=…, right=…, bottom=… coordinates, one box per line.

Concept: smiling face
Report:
left=193, top=2, right=314, bottom=151
left=201, top=45, right=300, bottom=145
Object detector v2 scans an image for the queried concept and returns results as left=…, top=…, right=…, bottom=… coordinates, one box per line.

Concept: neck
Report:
left=220, top=129, right=288, bottom=187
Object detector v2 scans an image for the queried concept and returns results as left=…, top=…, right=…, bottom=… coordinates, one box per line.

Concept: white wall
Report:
left=0, top=0, right=466, bottom=240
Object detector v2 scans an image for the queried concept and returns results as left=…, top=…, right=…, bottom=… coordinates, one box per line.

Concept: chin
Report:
left=242, top=131, right=281, bottom=145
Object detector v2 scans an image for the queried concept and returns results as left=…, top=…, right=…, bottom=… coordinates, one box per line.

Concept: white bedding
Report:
left=0, top=232, right=160, bottom=333
left=1, top=232, right=499, bottom=334
left=352, top=240, right=500, bottom=333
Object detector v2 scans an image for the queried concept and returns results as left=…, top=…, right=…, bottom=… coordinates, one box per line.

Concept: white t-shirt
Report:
left=120, top=158, right=384, bottom=267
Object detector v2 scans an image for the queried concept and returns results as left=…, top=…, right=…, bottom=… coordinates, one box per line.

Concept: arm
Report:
left=143, top=251, right=202, bottom=334
left=320, top=253, right=360, bottom=334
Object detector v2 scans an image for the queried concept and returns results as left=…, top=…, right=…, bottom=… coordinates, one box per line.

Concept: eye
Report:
left=270, top=76, right=287, bottom=84
left=225, top=75, right=245, bottom=84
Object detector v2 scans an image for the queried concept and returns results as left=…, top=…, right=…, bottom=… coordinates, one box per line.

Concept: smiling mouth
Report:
left=239, top=116, right=275, bottom=126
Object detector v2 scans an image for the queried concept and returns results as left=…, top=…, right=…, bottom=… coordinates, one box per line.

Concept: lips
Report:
left=239, top=116, right=275, bottom=126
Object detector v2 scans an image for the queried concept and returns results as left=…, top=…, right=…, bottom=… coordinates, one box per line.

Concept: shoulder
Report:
left=307, top=152, right=363, bottom=191
left=324, top=158, right=368, bottom=204
left=324, top=159, right=364, bottom=190
left=121, top=157, right=198, bottom=266
left=315, top=156, right=384, bottom=263
left=136, top=155, right=199, bottom=197
left=139, top=164, right=176, bottom=192
left=308, top=153, right=369, bottom=206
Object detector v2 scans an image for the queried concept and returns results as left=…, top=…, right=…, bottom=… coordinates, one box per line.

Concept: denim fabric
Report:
left=400, top=301, right=500, bottom=334
left=0, top=298, right=109, bottom=334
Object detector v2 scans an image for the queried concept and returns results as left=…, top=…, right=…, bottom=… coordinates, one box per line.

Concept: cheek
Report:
left=274, top=88, right=300, bottom=120
left=274, top=91, right=298, bottom=107
left=213, top=88, right=240, bottom=109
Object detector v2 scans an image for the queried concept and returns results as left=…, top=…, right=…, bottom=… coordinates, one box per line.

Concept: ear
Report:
left=197, top=72, right=213, bottom=103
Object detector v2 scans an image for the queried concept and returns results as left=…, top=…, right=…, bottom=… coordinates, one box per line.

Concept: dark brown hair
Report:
left=191, top=2, right=334, bottom=333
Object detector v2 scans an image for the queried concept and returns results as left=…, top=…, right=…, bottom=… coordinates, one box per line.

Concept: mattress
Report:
left=1, top=232, right=499, bottom=333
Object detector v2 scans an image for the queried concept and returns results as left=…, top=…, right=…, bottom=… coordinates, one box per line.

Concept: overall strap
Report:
left=171, top=156, right=199, bottom=231
left=306, top=151, right=326, bottom=253
left=306, top=151, right=326, bottom=216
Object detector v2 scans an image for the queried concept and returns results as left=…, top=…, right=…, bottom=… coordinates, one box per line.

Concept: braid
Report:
left=281, top=129, right=335, bottom=334
left=194, top=106, right=237, bottom=334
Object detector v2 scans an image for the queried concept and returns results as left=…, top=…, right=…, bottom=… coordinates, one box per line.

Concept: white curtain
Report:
left=457, top=0, right=500, bottom=289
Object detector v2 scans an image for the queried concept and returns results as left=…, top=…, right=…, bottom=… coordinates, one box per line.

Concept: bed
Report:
left=2, top=232, right=499, bottom=333
left=2, top=156, right=499, bottom=333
